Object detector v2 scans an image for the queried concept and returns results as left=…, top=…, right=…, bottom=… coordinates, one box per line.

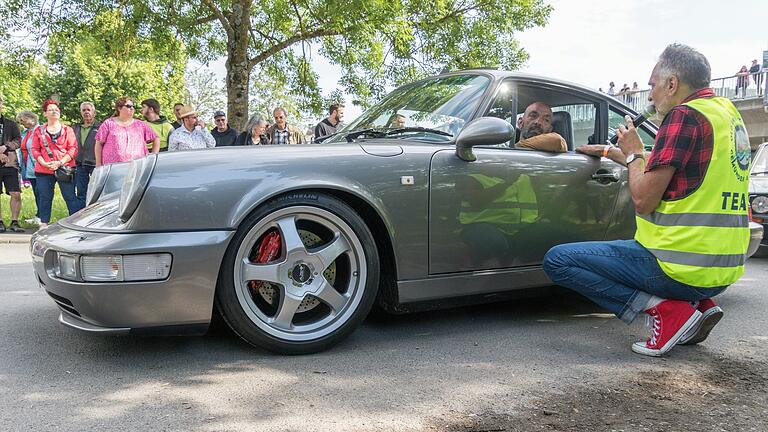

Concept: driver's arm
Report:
left=515, top=133, right=567, bottom=152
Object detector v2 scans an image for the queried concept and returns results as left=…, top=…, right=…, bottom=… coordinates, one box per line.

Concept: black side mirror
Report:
left=455, top=117, right=516, bottom=162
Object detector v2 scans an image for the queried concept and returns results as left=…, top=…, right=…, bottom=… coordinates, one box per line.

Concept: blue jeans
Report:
left=28, top=178, right=41, bottom=218
left=542, top=240, right=727, bottom=324
left=35, top=173, right=79, bottom=223
left=74, top=164, right=94, bottom=211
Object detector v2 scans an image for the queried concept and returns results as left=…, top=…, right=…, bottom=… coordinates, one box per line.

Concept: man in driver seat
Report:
left=515, top=102, right=567, bottom=153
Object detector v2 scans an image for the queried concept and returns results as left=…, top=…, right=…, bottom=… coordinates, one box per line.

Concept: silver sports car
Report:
left=31, top=70, right=764, bottom=354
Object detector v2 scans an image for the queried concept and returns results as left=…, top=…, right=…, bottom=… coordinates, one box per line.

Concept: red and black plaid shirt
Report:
left=646, top=88, right=715, bottom=200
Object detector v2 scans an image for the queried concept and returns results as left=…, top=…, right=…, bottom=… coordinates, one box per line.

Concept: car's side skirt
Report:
left=397, top=267, right=552, bottom=303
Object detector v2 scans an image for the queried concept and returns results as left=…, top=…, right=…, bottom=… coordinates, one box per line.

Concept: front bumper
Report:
left=31, top=224, right=234, bottom=334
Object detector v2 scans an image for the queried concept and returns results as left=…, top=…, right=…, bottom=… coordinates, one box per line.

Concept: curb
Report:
left=0, top=234, right=34, bottom=244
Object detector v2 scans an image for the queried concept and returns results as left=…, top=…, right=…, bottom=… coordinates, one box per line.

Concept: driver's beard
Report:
left=521, top=126, right=544, bottom=139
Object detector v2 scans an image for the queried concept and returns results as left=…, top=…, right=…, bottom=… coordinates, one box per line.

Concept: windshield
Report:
left=326, top=74, right=491, bottom=143
left=752, top=145, right=768, bottom=175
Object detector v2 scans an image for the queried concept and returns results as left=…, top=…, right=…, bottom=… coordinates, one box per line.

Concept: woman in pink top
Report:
left=95, top=97, right=160, bottom=166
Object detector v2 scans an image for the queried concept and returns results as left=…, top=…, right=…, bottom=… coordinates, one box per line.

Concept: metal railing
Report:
left=604, top=71, right=767, bottom=111
left=710, top=71, right=766, bottom=100
left=609, top=90, right=650, bottom=112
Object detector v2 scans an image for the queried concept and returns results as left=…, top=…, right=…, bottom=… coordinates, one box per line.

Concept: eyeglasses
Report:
left=214, top=118, right=226, bottom=122
left=46, top=109, right=60, bottom=113
left=122, top=104, right=135, bottom=109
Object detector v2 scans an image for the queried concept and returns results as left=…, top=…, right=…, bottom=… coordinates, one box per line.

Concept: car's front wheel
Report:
left=216, top=192, right=380, bottom=354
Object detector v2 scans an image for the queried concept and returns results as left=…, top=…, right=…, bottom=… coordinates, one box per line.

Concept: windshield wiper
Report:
left=751, top=170, right=768, bottom=175
left=385, top=127, right=453, bottom=137
left=345, top=128, right=387, bottom=142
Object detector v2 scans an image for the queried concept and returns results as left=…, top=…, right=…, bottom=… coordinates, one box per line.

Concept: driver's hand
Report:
left=576, top=144, right=624, bottom=165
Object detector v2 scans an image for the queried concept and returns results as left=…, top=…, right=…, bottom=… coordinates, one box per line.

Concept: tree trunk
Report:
left=225, top=3, right=252, bottom=131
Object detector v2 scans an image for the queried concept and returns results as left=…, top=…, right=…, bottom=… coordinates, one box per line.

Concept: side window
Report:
left=484, top=79, right=517, bottom=147
left=552, top=104, right=597, bottom=149
left=608, top=108, right=655, bottom=151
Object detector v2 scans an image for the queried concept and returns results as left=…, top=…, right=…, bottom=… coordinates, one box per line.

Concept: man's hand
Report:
left=0, top=154, right=8, bottom=165
left=616, top=115, right=645, bottom=156
left=576, top=144, right=625, bottom=165
left=0, top=145, right=7, bottom=153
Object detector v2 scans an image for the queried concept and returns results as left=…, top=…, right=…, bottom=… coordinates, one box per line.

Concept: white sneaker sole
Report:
left=632, top=310, right=702, bottom=357
left=678, top=306, right=723, bottom=345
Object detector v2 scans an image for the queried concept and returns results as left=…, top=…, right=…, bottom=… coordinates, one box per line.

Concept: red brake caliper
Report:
left=248, top=229, right=282, bottom=296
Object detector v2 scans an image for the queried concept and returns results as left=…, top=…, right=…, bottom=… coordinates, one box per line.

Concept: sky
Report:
left=206, top=0, right=768, bottom=124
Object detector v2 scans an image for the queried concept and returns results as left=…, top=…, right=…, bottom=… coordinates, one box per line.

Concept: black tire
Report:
left=215, top=192, right=380, bottom=354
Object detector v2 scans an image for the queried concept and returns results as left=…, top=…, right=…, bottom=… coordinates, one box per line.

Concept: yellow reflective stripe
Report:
left=637, top=212, right=749, bottom=227
left=646, top=248, right=745, bottom=267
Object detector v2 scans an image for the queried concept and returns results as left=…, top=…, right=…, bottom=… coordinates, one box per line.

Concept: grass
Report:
left=0, top=184, right=70, bottom=230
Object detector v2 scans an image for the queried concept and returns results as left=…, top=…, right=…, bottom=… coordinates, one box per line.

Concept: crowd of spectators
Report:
left=735, top=59, right=764, bottom=98
left=0, top=93, right=347, bottom=232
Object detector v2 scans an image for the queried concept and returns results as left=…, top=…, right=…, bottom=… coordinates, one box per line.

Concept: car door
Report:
left=428, top=81, right=624, bottom=274
left=429, top=148, right=623, bottom=274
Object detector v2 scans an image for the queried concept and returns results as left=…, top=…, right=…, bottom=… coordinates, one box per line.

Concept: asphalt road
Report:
left=1, top=242, right=766, bottom=431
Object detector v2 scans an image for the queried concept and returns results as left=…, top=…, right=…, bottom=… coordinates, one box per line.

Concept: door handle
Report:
left=591, top=170, right=620, bottom=182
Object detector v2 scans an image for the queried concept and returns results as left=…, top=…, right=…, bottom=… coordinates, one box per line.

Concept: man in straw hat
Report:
left=168, top=104, right=216, bottom=152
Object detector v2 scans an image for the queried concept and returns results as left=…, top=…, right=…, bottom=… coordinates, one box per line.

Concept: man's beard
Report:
left=521, top=125, right=545, bottom=139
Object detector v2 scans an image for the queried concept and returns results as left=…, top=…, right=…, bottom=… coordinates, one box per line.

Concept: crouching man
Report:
left=543, top=44, right=751, bottom=356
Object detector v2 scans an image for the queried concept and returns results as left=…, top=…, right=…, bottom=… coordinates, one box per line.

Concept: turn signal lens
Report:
left=80, top=254, right=172, bottom=282
left=81, top=255, right=123, bottom=282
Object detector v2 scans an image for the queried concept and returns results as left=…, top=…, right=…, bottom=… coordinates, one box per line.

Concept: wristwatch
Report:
left=626, top=153, right=645, bottom=165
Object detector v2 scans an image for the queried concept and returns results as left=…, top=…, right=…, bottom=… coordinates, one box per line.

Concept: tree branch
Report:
left=248, top=27, right=348, bottom=68
left=193, top=14, right=217, bottom=26
left=201, top=0, right=233, bottom=35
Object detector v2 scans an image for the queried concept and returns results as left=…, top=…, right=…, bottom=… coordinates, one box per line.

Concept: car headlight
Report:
left=118, top=154, right=157, bottom=222
left=752, top=196, right=768, bottom=214
left=85, top=164, right=111, bottom=206
left=54, top=253, right=79, bottom=281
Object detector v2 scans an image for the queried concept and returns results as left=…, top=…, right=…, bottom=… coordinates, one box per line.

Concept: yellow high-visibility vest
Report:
left=635, top=96, right=751, bottom=287
left=459, top=173, right=538, bottom=234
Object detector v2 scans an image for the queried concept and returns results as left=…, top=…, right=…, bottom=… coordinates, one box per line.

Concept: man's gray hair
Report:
left=16, top=110, right=39, bottom=124
left=273, top=107, right=287, bottom=117
left=80, top=101, right=96, bottom=111
left=656, top=43, right=711, bottom=90
left=245, top=113, right=268, bottom=133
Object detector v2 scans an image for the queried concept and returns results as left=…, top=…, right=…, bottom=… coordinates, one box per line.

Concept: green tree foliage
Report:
left=0, top=48, right=45, bottom=117
left=36, top=9, right=187, bottom=123
left=11, top=0, right=551, bottom=129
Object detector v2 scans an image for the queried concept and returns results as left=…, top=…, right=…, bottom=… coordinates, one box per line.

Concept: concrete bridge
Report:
left=615, top=71, right=768, bottom=150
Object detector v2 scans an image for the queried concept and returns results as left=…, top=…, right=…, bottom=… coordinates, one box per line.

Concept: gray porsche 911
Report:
left=30, top=70, right=764, bottom=354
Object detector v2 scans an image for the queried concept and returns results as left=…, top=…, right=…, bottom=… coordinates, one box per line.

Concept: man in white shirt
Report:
left=168, top=105, right=216, bottom=151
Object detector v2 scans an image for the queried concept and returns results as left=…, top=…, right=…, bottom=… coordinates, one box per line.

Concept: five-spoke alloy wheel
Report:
left=216, top=193, right=380, bottom=354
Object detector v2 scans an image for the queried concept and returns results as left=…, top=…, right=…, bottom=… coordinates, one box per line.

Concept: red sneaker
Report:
left=678, top=298, right=724, bottom=345
left=632, top=300, right=701, bottom=357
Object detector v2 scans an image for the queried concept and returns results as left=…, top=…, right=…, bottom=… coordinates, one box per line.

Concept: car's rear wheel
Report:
left=216, top=192, right=379, bottom=354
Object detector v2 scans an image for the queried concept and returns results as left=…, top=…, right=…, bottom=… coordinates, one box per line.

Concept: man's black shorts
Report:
left=0, top=166, right=21, bottom=195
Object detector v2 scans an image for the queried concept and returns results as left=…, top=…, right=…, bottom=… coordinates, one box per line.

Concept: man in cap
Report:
left=168, top=105, right=216, bottom=151
left=211, top=110, right=239, bottom=147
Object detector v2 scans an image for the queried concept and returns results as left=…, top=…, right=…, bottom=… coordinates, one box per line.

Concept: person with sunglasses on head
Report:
left=94, top=97, right=159, bottom=166
left=30, top=99, right=79, bottom=228
left=167, top=105, right=216, bottom=152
